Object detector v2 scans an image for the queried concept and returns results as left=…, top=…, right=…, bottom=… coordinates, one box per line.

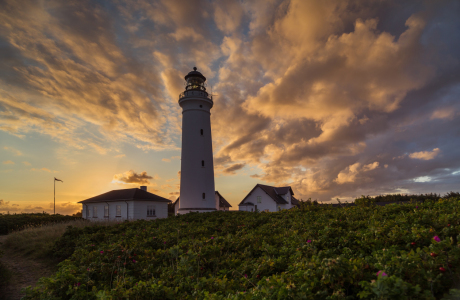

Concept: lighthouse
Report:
left=177, top=67, right=216, bottom=214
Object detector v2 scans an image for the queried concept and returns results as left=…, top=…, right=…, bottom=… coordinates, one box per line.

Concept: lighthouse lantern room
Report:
left=177, top=67, right=216, bottom=214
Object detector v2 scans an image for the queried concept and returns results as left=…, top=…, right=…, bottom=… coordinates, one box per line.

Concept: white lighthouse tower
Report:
left=177, top=67, right=216, bottom=214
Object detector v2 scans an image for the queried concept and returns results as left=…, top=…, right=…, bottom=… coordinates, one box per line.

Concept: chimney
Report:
left=140, top=186, right=147, bottom=191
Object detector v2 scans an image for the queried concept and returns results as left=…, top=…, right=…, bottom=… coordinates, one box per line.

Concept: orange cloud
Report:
left=409, top=148, right=440, bottom=160
left=112, top=170, right=158, bottom=185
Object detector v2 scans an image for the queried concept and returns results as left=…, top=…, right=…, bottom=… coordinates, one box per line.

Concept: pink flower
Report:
left=164, top=242, right=166, bottom=244
left=87, top=268, right=90, bottom=271
left=244, top=274, right=248, bottom=278
left=307, top=240, right=312, bottom=243
left=100, top=251, right=104, bottom=254
left=133, top=259, right=136, bottom=263
left=211, top=237, right=214, bottom=239
left=433, top=236, right=441, bottom=242
left=376, top=271, right=388, bottom=277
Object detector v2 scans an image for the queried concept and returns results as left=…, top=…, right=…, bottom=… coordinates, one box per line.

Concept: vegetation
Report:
left=2, top=219, right=118, bottom=260
left=354, top=192, right=460, bottom=207
left=22, top=197, right=460, bottom=299
left=0, top=249, right=11, bottom=289
left=0, top=212, right=81, bottom=235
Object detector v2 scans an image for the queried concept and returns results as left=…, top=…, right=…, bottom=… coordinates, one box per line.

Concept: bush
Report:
left=22, top=197, right=460, bottom=299
left=0, top=213, right=81, bottom=235
left=0, top=249, right=11, bottom=288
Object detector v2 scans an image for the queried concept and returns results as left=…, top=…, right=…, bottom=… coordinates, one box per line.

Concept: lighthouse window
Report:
left=200, top=129, right=203, bottom=135
left=202, top=160, right=204, bottom=167
left=202, top=193, right=205, bottom=199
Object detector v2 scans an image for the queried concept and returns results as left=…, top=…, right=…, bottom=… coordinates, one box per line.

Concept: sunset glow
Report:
left=0, top=0, right=459, bottom=215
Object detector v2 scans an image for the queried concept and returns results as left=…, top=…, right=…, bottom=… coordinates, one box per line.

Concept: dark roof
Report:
left=274, top=187, right=293, bottom=195
left=239, top=202, right=254, bottom=206
left=291, top=195, right=300, bottom=206
left=239, top=184, right=295, bottom=206
left=173, top=191, right=232, bottom=208
left=215, top=191, right=232, bottom=207
left=184, top=67, right=206, bottom=81
left=79, top=188, right=172, bottom=204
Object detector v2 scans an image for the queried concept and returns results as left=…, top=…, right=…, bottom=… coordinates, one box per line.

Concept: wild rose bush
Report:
left=23, top=198, right=460, bottom=299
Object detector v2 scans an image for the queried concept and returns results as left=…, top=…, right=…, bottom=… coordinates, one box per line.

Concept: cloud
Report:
left=162, top=155, right=180, bottom=162
left=3, top=160, right=14, bottom=165
left=431, top=108, right=457, bottom=120
left=0, top=0, right=176, bottom=154
left=409, top=148, right=440, bottom=160
left=223, top=163, right=245, bottom=174
left=114, top=154, right=125, bottom=158
left=112, top=170, right=157, bottom=185
left=22, top=161, right=31, bottom=166
left=3, top=146, right=22, bottom=156
left=30, top=167, right=55, bottom=172
left=335, top=162, right=379, bottom=184
left=0, top=0, right=459, bottom=204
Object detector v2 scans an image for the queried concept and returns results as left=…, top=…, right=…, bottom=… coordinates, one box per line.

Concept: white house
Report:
left=173, top=191, right=232, bottom=215
left=238, top=184, right=299, bottom=212
left=79, top=186, right=171, bottom=221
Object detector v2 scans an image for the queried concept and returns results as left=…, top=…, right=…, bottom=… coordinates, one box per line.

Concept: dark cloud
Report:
left=113, top=170, right=154, bottom=185
left=223, top=163, right=245, bottom=175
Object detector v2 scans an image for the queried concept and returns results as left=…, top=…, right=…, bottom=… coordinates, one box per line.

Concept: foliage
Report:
left=0, top=248, right=12, bottom=288
left=23, top=198, right=460, bottom=299
left=72, top=212, right=83, bottom=218
left=354, top=192, right=460, bottom=205
left=0, top=213, right=81, bottom=235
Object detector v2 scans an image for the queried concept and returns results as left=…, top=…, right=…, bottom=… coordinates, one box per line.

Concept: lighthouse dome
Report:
left=184, top=67, right=207, bottom=92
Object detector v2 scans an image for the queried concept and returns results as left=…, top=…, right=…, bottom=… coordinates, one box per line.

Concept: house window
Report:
left=86, top=206, right=90, bottom=218
left=116, top=205, right=121, bottom=217
left=257, top=196, right=262, bottom=203
left=104, top=205, right=109, bottom=217
left=202, top=160, right=204, bottom=167
left=202, top=193, right=205, bottom=200
left=200, top=129, right=203, bottom=135
left=93, top=206, right=98, bottom=218
left=147, top=205, right=156, bottom=217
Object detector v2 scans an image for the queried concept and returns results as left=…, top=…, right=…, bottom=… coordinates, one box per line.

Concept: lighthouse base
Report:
left=177, top=208, right=217, bottom=215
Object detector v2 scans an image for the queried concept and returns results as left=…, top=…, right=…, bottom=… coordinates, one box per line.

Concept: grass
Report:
left=1, top=219, right=119, bottom=260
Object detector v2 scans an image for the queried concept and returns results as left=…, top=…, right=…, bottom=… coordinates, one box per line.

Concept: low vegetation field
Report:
left=0, top=213, right=81, bottom=235
left=21, top=197, right=460, bottom=299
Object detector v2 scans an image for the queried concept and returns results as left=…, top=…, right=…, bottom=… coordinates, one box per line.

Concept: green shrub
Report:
left=22, top=197, right=460, bottom=299
left=0, top=213, right=81, bottom=235
left=0, top=249, right=11, bottom=288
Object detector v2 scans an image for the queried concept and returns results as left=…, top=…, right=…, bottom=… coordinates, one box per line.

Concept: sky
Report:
left=0, top=0, right=459, bottom=215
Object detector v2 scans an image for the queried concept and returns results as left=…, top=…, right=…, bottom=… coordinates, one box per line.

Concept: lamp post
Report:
left=54, top=177, right=63, bottom=215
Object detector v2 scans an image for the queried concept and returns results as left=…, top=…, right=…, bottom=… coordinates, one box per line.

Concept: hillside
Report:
left=23, top=198, right=460, bottom=299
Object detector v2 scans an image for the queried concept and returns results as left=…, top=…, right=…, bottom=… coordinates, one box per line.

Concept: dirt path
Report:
left=0, top=235, right=55, bottom=300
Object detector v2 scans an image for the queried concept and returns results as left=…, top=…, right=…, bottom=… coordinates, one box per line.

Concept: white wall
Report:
left=82, top=201, right=168, bottom=221
left=238, top=187, right=295, bottom=212
left=178, top=95, right=216, bottom=213
left=239, top=186, right=277, bottom=212
left=132, top=201, right=168, bottom=220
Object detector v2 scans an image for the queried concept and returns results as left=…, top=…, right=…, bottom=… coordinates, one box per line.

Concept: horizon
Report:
left=1, top=0, right=459, bottom=215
